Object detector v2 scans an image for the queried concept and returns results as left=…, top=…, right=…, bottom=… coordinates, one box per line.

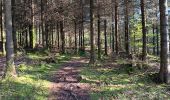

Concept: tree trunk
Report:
left=140, top=0, right=147, bottom=61
left=60, top=20, right=65, bottom=54
left=45, top=24, right=49, bottom=48
left=159, top=0, right=170, bottom=83
left=11, top=0, right=17, bottom=53
left=0, top=0, right=2, bottom=53
left=156, top=26, right=159, bottom=55
left=80, top=0, right=84, bottom=53
left=39, top=24, right=41, bottom=44
left=78, top=24, right=81, bottom=52
left=104, top=20, right=108, bottom=56
left=115, top=0, right=118, bottom=54
left=82, top=25, right=85, bottom=52
left=29, top=25, right=33, bottom=49
left=89, top=0, right=95, bottom=64
left=111, top=0, right=115, bottom=53
left=29, top=0, right=35, bottom=49
left=5, top=0, right=16, bottom=77
left=125, top=0, right=130, bottom=55
left=51, top=25, right=53, bottom=47
left=1, top=0, right=5, bottom=55
left=74, top=21, right=77, bottom=54
left=97, top=9, right=101, bottom=59
left=152, top=24, right=156, bottom=55
left=41, top=0, right=44, bottom=47
left=25, top=29, right=28, bottom=48
left=36, top=24, right=38, bottom=44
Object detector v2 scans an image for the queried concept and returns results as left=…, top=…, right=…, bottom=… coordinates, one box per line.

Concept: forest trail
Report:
left=48, top=57, right=91, bottom=100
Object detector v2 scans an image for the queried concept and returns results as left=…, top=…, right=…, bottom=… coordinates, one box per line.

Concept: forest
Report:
left=0, top=0, right=170, bottom=99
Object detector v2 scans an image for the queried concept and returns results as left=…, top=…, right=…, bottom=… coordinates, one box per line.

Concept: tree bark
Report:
left=140, top=0, right=147, bottom=61
left=115, top=0, right=118, bottom=54
left=25, top=28, right=28, bottom=48
left=45, top=24, right=49, bottom=48
left=11, top=0, right=17, bottom=53
left=1, top=0, right=5, bottom=55
left=152, top=24, right=156, bottom=55
left=104, top=20, right=108, bottom=56
left=111, top=0, right=115, bottom=53
left=5, top=0, right=16, bottom=77
left=29, top=25, right=33, bottom=49
left=89, top=0, right=95, bottom=64
left=97, top=9, right=101, bottom=59
left=159, top=0, right=170, bottom=83
left=60, top=20, right=65, bottom=54
left=125, top=0, right=130, bottom=55
left=41, top=0, right=45, bottom=47
left=0, top=0, right=2, bottom=53
left=57, top=22, right=60, bottom=49
left=74, top=21, right=77, bottom=54
left=156, top=26, right=159, bottom=55
left=29, top=0, right=35, bottom=49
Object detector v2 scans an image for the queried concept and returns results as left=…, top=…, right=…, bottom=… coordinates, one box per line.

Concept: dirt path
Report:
left=48, top=57, right=91, bottom=100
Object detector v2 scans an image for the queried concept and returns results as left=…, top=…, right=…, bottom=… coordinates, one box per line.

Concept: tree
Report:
left=1, top=0, right=5, bottom=55
left=12, top=0, right=17, bottom=53
left=74, top=20, right=77, bottom=54
left=115, top=0, right=118, bottom=54
left=140, top=0, right=147, bottom=61
left=5, top=0, right=16, bottom=77
left=89, top=0, right=95, bottom=64
left=152, top=24, right=156, bottom=55
left=97, top=2, right=101, bottom=59
left=159, top=0, right=170, bottom=83
left=41, top=0, right=45, bottom=46
left=29, top=0, right=35, bottom=49
left=104, top=20, right=108, bottom=55
left=124, top=0, right=130, bottom=55
left=60, top=20, right=65, bottom=54
left=156, top=25, right=159, bottom=55
left=111, top=0, right=115, bottom=53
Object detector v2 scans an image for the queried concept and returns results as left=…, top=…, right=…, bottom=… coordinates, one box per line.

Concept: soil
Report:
left=48, top=57, right=91, bottom=100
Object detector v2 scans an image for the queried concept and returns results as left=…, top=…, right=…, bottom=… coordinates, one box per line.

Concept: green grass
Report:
left=0, top=52, right=72, bottom=100
left=80, top=59, right=170, bottom=100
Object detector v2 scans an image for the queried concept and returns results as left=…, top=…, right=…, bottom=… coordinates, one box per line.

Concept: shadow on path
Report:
left=48, top=57, right=91, bottom=100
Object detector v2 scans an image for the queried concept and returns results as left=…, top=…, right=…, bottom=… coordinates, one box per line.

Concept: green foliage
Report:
left=130, top=18, right=159, bottom=54
left=78, top=50, right=86, bottom=56
left=130, top=19, right=143, bottom=48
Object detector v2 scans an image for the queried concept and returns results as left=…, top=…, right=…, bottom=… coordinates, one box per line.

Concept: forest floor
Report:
left=48, top=57, right=91, bottom=100
left=0, top=51, right=91, bottom=100
left=0, top=51, right=170, bottom=100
